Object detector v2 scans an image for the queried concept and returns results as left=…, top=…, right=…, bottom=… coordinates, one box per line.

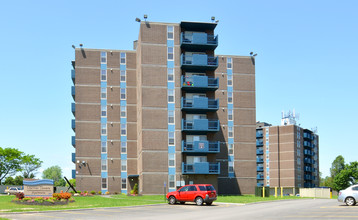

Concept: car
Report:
left=4, top=187, right=24, bottom=195
left=338, top=184, right=358, bottom=206
left=166, top=184, right=217, bottom=206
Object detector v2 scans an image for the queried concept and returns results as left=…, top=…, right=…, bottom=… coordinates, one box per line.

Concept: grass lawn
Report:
left=0, top=194, right=165, bottom=213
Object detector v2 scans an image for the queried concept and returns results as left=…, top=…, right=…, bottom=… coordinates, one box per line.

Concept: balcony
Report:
left=72, top=152, right=75, bottom=163
left=180, top=32, right=218, bottom=51
left=256, top=157, right=264, bottom=163
left=72, top=169, right=76, bottom=179
left=181, top=97, right=219, bottom=113
left=71, top=119, right=75, bottom=131
left=182, top=141, right=220, bottom=153
left=182, top=119, right=219, bottom=134
left=182, top=162, right=220, bottom=174
left=71, top=103, right=75, bottom=116
left=257, top=183, right=264, bottom=187
left=256, top=130, right=263, bottom=138
left=257, top=174, right=264, bottom=180
left=303, top=132, right=312, bottom=140
left=303, top=141, right=312, bottom=148
left=71, top=69, right=75, bottom=84
left=256, top=148, right=264, bottom=155
left=181, top=54, right=218, bottom=71
left=257, top=166, right=264, bottom=172
left=304, top=166, right=312, bottom=172
left=304, top=182, right=312, bottom=188
left=304, top=149, right=311, bottom=156
left=72, top=136, right=75, bottom=147
left=304, top=158, right=312, bottom=164
left=304, top=175, right=312, bottom=180
left=256, top=140, right=264, bottom=146
left=181, top=75, right=219, bottom=92
left=71, top=86, right=75, bottom=100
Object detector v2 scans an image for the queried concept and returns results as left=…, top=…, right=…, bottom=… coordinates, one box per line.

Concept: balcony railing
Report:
left=256, top=140, right=264, bottom=146
left=257, top=174, right=264, bottom=180
left=304, top=158, right=312, bottom=164
left=72, top=136, right=75, bottom=147
left=256, top=158, right=264, bottom=163
left=182, top=141, right=220, bottom=153
left=182, top=119, right=219, bottom=133
left=71, top=69, right=75, bottom=84
left=180, top=32, right=218, bottom=50
left=181, top=75, right=219, bottom=91
left=72, top=152, right=76, bottom=163
left=256, top=130, right=263, bottom=138
left=182, top=162, right=220, bottom=174
left=257, top=166, right=264, bottom=172
left=304, top=166, right=312, bottom=172
left=181, top=54, right=218, bottom=70
left=303, top=141, right=312, bottom=148
left=181, top=97, right=219, bottom=113
left=304, top=175, right=312, bottom=180
left=71, top=103, right=75, bottom=116
left=71, top=86, right=75, bottom=100
left=256, top=149, right=264, bottom=155
left=71, top=119, right=75, bottom=131
left=257, top=183, right=264, bottom=187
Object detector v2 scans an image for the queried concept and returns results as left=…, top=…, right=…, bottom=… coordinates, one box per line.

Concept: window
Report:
left=120, top=52, right=126, bottom=64
left=101, top=106, right=107, bottom=117
left=101, top=178, right=107, bottom=189
left=120, top=70, right=126, bottom=82
left=228, top=162, right=234, bottom=173
left=120, top=88, right=126, bottom=100
left=228, top=126, right=233, bottom=138
left=168, top=110, right=174, bottom=124
left=168, top=132, right=175, bottom=145
left=120, top=106, right=126, bottom=118
left=167, top=68, right=174, bottom=82
left=101, top=123, right=107, bottom=135
left=227, top=75, right=233, bottom=86
left=228, top=109, right=233, bottom=121
left=169, top=175, right=175, bottom=188
left=101, top=52, right=106, bottom=64
left=168, top=89, right=174, bottom=103
left=297, top=158, right=301, bottom=165
left=228, top=144, right=234, bottom=155
left=101, top=88, right=107, bottom=99
left=121, top=124, right=126, bottom=135
left=121, top=160, right=127, bottom=171
left=297, top=149, right=301, bottom=156
left=298, top=175, right=301, bottom=180
left=167, top=26, right=174, bottom=40
left=101, top=141, right=107, bottom=153
left=228, top=92, right=233, bottom=103
left=101, top=159, right=107, bottom=171
left=121, top=178, right=126, bottom=190
left=188, top=186, right=197, bottom=191
left=121, top=142, right=127, bottom=153
left=168, top=47, right=174, bottom=60
left=169, top=153, right=175, bottom=167
left=101, top=69, right=107, bottom=81
left=227, top=57, right=232, bottom=69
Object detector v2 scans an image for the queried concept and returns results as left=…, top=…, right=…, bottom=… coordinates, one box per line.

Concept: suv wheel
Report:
left=168, top=196, right=176, bottom=205
left=195, top=197, right=203, bottom=206
left=346, top=197, right=356, bottom=206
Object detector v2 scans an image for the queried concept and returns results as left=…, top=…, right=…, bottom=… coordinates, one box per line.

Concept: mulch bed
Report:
left=12, top=200, right=74, bottom=206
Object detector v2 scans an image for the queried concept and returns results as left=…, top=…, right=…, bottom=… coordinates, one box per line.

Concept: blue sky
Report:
left=0, top=0, right=357, bottom=180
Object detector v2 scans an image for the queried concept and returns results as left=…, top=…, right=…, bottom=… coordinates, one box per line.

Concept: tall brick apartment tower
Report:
left=71, top=20, right=256, bottom=194
left=256, top=114, right=319, bottom=188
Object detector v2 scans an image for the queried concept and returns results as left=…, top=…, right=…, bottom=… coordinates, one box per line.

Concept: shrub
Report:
left=16, top=192, right=25, bottom=200
left=105, top=191, right=110, bottom=195
left=114, top=192, right=119, bottom=194
left=53, top=192, right=72, bottom=200
left=70, top=191, right=75, bottom=195
left=23, top=197, right=31, bottom=201
left=84, top=191, right=88, bottom=193
left=98, top=191, right=102, bottom=195
left=90, top=191, right=96, bottom=195
left=35, top=197, right=44, bottom=203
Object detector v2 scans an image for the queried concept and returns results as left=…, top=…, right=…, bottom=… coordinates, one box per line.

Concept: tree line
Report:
left=320, top=155, right=358, bottom=191
left=0, top=147, right=74, bottom=187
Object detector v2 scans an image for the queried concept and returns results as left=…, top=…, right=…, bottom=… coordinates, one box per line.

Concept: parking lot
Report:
left=1, top=199, right=357, bottom=220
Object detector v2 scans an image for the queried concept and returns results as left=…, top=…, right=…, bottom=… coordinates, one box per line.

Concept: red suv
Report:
left=166, top=184, right=217, bottom=206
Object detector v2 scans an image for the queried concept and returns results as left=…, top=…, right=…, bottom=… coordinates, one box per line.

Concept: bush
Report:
left=84, top=191, right=88, bottom=193
left=90, top=190, right=96, bottom=195
left=53, top=192, right=72, bottom=200
left=77, top=191, right=81, bottom=194
left=114, top=192, right=119, bottom=194
left=35, top=197, right=44, bottom=203
left=16, top=192, right=25, bottom=200
left=98, top=191, right=102, bottom=195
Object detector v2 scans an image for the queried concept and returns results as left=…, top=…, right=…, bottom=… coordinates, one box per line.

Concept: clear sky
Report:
left=0, top=0, right=357, bottom=180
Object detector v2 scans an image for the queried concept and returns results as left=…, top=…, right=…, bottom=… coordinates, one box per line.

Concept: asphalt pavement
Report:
left=0, top=199, right=355, bottom=220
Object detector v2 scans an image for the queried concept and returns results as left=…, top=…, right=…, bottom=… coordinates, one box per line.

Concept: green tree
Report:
left=332, top=162, right=358, bottom=192
left=66, top=179, right=76, bottom=187
left=42, top=165, right=65, bottom=186
left=21, top=155, right=42, bottom=179
left=4, top=175, right=23, bottom=185
left=330, top=155, right=345, bottom=178
left=4, top=176, right=15, bottom=185
left=0, top=147, right=23, bottom=184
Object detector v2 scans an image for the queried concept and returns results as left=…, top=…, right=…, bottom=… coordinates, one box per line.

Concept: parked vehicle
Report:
left=166, top=184, right=217, bottom=206
left=4, top=187, right=24, bottom=195
left=338, top=184, right=358, bottom=206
